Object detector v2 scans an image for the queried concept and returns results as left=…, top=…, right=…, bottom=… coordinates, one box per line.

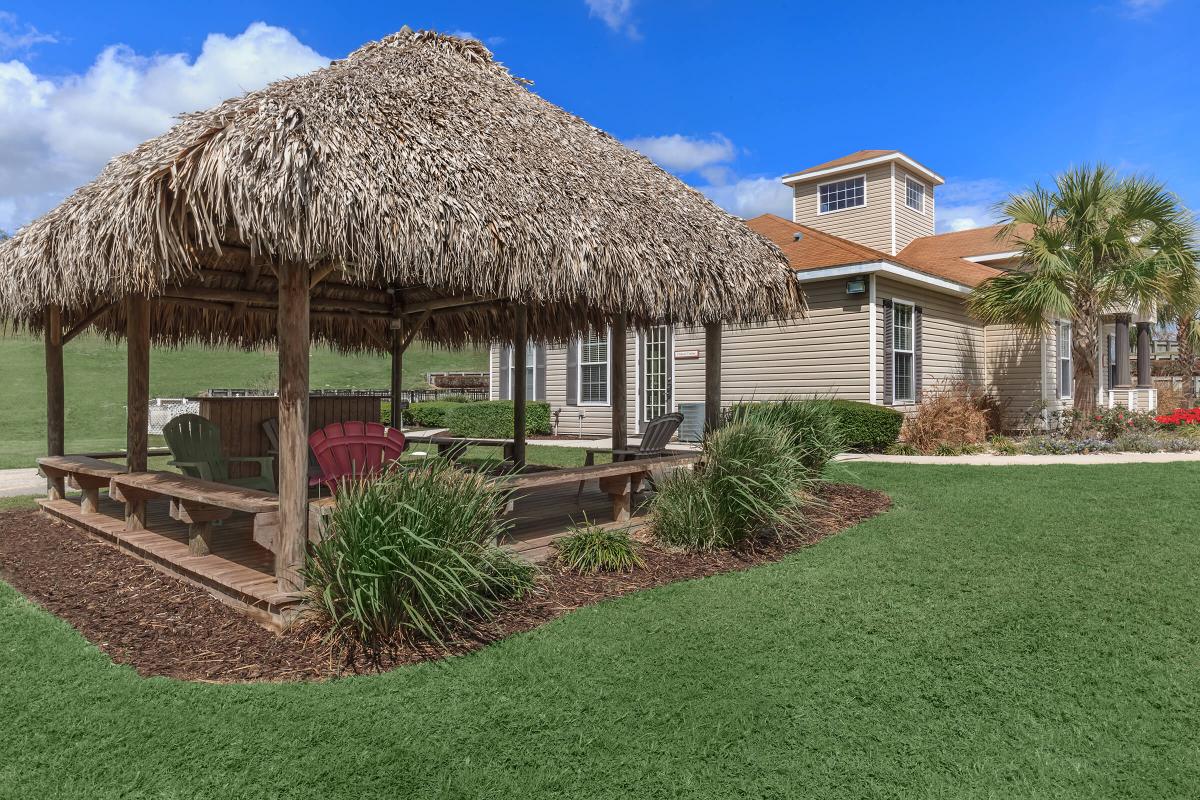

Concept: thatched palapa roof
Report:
left=0, top=29, right=803, bottom=351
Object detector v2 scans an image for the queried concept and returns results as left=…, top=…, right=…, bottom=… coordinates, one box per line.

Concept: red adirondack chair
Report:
left=308, top=421, right=407, bottom=492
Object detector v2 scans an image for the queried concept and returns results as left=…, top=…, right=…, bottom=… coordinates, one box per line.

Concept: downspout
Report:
left=868, top=274, right=878, bottom=404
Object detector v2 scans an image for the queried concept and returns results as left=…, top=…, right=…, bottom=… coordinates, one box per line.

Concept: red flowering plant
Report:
left=1063, top=407, right=1158, bottom=439
left=1156, top=407, right=1200, bottom=428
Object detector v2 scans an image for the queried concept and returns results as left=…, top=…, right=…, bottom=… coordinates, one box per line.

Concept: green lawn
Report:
left=3, top=463, right=1199, bottom=798
left=0, top=333, right=486, bottom=468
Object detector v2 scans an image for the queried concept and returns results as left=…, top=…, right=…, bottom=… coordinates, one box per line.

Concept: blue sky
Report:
left=1, top=0, right=1198, bottom=233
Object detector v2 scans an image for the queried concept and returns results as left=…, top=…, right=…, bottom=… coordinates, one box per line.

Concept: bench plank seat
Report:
left=38, top=455, right=128, bottom=512
left=110, top=472, right=279, bottom=556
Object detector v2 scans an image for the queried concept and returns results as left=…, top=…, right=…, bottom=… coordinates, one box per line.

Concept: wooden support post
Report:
left=512, top=306, right=528, bottom=470
left=598, top=475, right=633, bottom=523
left=44, top=305, right=65, bottom=498
left=390, top=326, right=404, bottom=427
left=704, top=321, right=723, bottom=434
left=125, top=296, right=150, bottom=473
left=611, top=314, right=628, bottom=452
left=276, top=262, right=311, bottom=594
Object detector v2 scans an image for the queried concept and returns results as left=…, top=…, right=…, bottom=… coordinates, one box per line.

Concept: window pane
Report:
left=893, top=304, right=913, bottom=351
left=581, top=364, right=607, bottom=404
left=819, top=176, right=865, bottom=212
left=894, top=352, right=914, bottom=403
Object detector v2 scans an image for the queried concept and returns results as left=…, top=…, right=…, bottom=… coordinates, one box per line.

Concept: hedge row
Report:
left=828, top=400, right=903, bottom=452
left=384, top=399, right=551, bottom=439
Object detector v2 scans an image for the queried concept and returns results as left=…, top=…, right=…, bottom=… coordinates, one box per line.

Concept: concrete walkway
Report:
left=0, top=468, right=44, bottom=498
left=835, top=451, right=1200, bottom=466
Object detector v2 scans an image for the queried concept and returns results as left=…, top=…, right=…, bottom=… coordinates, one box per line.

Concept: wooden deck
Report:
left=38, top=478, right=651, bottom=628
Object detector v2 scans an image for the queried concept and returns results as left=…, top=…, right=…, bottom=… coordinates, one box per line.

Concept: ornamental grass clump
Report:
left=726, top=398, right=845, bottom=477
left=303, top=459, right=535, bottom=660
left=901, top=381, right=993, bottom=454
left=651, top=419, right=811, bottom=551
left=554, top=520, right=644, bottom=574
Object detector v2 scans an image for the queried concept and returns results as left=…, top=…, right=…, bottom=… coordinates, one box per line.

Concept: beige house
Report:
left=489, top=150, right=1157, bottom=437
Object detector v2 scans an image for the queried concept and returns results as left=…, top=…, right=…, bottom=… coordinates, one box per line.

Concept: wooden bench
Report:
left=406, top=435, right=516, bottom=463
left=37, top=455, right=127, bottom=513
left=498, top=453, right=698, bottom=522
left=109, top=472, right=280, bottom=556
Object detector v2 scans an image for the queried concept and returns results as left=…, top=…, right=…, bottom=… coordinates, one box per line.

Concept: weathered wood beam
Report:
left=126, top=295, right=151, bottom=473
left=309, top=263, right=339, bottom=289
left=275, top=262, right=310, bottom=594
left=168, top=285, right=390, bottom=315
left=400, top=308, right=433, bottom=351
left=611, top=314, right=628, bottom=451
left=513, top=306, right=528, bottom=470
left=44, top=305, right=65, bottom=498
left=388, top=295, right=492, bottom=324
left=62, top=301, right=116, bottom=344
left=704, top=321, right=723, bottom=434
left=195, top=267, right=393, bottom=305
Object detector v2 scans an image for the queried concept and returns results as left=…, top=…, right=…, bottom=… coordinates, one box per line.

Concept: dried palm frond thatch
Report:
left=0, top=29, right=803, bottom=351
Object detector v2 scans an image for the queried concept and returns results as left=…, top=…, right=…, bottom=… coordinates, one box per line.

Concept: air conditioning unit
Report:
left=677, top=402, right=705, bottom=442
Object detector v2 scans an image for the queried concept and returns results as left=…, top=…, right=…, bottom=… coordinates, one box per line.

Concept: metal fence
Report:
left=195, top=388, right=489, bottom=403
left=147, top=398, right=199, bottom=434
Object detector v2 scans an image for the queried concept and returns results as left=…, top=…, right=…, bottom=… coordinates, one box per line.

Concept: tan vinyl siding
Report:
left=674, top=279, right=871, bottom=407
left=542, top=335, right=638, bottom=437
left=873, top=277, right=985, bottom=411
left=984, top=324, right=1048, bottom=429
left=893, top=166, right=934, bottom=253
left=792, top=164, right=893, bottom=253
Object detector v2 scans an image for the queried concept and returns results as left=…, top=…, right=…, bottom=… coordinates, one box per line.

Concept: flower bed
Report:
left=1156, top=406, right=1200, bottom=427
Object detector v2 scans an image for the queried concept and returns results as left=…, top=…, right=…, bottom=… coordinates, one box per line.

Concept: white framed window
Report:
left=1057, top=321, right=1073, bottom=399
left=904, top=175, right=925, bottom=213
left=818, top=175, right=866, bottom=214
left=578, top=330, right=610, bottom=405
left=893, top=301, right=915, bottom=403
left=505, top=342, right=540, bottom=400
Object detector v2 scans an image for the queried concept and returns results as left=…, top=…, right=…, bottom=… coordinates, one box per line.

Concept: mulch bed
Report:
left=0, top=483, right=889, bottom=683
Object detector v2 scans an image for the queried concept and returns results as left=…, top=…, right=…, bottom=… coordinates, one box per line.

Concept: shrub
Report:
left=1020, top=436, right=1115, bottom=455
left=1114, top=432, right=1199, bottom=453
left=403, top=400, right=468, bottom=429
left=302, top=460, right=535, bottom=658
left=989, top=435, right=1019, bottom=455
left=1067, top=406, right=1159, bottom=438
left=828, top=400, right=904, bottom=452
left=448, top=400, right=551, bottom=438
left=651, top=419, right=810, bottom=551
left=554, top=521, right=644, bottom=574
left=726, top=398, right=844, bottom=476
left=885, top=442, right=919, bottom=455
left=901, top=381, right=991, bottom=454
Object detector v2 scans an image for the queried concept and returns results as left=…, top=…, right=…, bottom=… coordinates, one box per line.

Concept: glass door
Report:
left=640, top=326, right=671, bottom=425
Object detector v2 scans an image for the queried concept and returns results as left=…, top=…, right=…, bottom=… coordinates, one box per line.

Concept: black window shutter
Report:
left=498, top=347, right=510, bottom=400
left=566, top=340, right=579, bottom=406
left=882, top=299, right=893, bottom=405
left=914, top=306, right=923, bottom=402
left=535, top=344, right=547, bottom=401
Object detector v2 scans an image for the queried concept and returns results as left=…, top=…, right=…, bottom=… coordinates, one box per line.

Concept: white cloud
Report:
left=0, top=22, right=328, bottom=232
left=1120, top=0, right=1168, bottom=16
left=700, top=176, right=792, bottom=220
left=585, top=0, right=641, bottom=39
left=0, top=11, right=56, bottom=55
left=935, top=177, right=1010, bottom=233
left=624, top=133, right=735, bottom=173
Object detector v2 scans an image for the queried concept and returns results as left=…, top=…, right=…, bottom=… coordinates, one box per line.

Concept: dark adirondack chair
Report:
left=577, top=411, right=685, bottom=500
left=261, top=417, right=324, bottom=487
left=308, top=421, right=408, bottom=493
left=162, top=414, right=276, bottom=492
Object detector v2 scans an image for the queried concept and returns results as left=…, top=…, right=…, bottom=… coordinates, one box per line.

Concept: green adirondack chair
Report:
left=162, top=414, right=276, bottom=492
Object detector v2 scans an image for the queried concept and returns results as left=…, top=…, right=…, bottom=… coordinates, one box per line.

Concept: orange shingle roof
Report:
left=791, top=149, right=899, bottom=176
left=746, top=214, right=1004, bottom=289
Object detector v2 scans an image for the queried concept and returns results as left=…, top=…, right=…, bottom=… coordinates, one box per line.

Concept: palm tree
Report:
left=967, top=164, right=1198, bottom=419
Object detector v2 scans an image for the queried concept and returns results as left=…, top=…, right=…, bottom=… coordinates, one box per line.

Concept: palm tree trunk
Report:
left=1071, top=312, right=1100, bottom=423
left=1178, top=315, right=1195, bottom=406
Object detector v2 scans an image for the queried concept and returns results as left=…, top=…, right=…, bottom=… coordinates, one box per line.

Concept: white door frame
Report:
left=636, top=325, right=674, bottom=432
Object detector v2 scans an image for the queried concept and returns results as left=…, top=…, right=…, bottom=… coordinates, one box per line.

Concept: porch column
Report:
left=276, top=262, right=310, bottom=594
left=125, top=295, right=150, bottom=473
left=512, top=306, right=527, bottom=470
left=704, top=321, right=722, bottom=433
left=611, top=313, right=628, bottom=451
left=1114, top=314, right=1132, bottom=387
left=1136, top=321, right=1152, bottom=388
left=44, top=305, right=65, bottom=497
